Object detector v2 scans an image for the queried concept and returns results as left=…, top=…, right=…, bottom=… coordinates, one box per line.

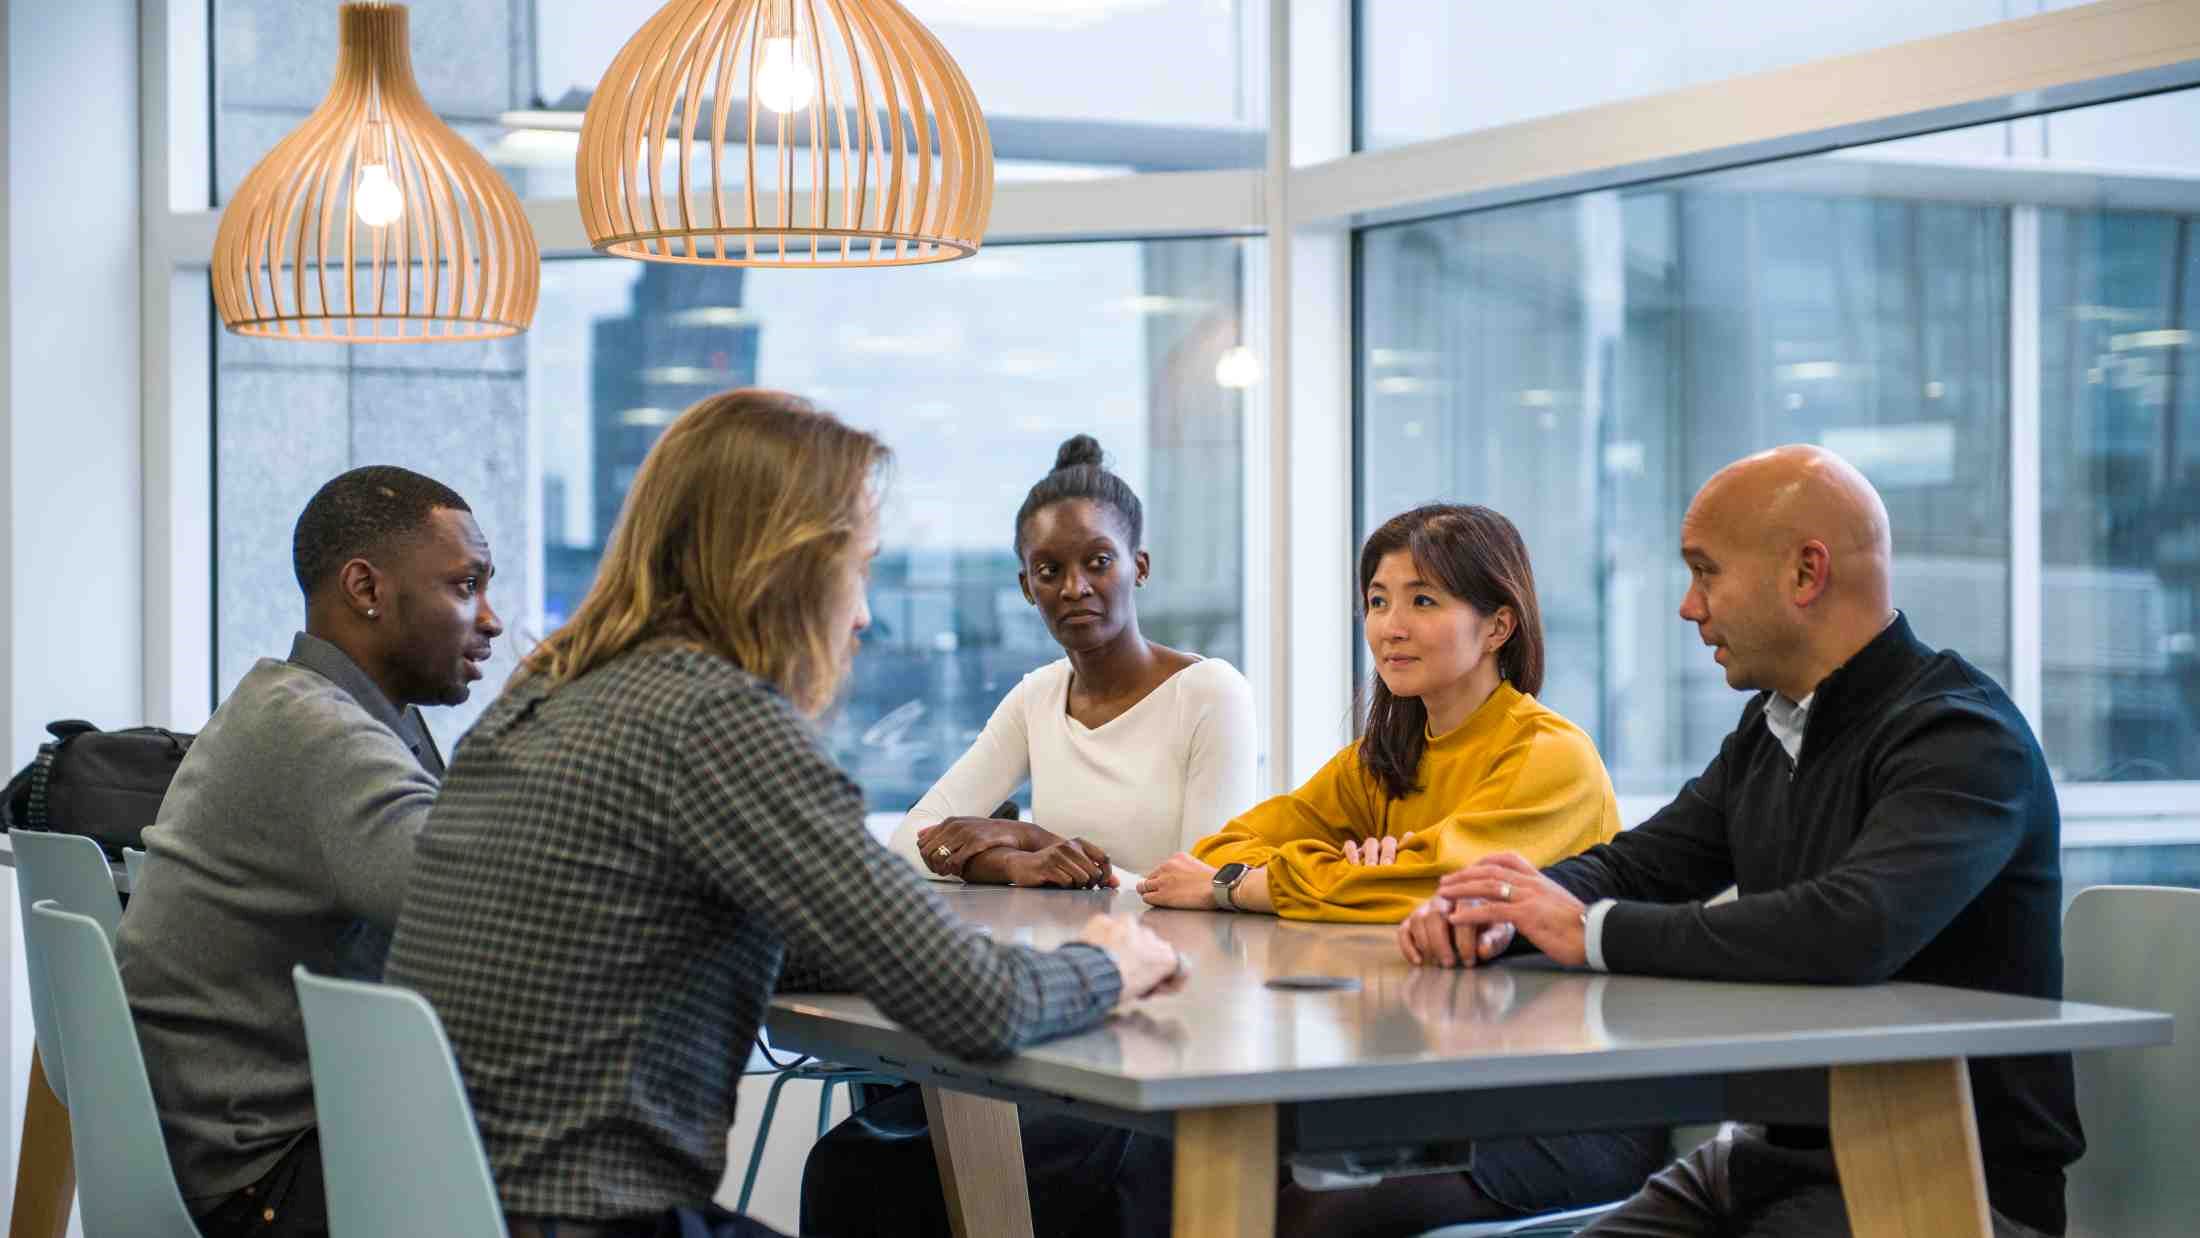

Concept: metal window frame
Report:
left=141, top=0, right=2200, bottom=823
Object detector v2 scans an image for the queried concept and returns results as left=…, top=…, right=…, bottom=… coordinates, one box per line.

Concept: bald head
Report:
left=1678, top=445, right=1898, bottom=698
left=1694, top=445, right=1892, bottom=585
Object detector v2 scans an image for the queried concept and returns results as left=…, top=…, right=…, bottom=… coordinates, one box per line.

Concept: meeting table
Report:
left=768, top=882, right=2172, bottom=1238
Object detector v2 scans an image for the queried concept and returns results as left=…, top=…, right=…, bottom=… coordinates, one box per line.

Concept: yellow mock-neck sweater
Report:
left=1191, top=681, right=1619, bottom=922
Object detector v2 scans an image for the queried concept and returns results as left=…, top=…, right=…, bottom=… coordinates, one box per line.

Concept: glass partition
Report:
left=1358, top=88, right=2200, bottom=792
left=217, top=239, right=1257, bottom=810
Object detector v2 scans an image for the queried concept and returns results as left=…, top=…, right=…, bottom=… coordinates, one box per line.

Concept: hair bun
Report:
left=1053, top=434, right=1105, bottom=472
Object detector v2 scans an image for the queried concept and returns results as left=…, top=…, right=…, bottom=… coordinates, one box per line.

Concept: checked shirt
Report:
left=385, top=643, right=1122, bottom=1221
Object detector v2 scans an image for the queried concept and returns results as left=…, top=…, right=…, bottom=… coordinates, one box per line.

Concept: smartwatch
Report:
left=1211, top=861, right=1251, bottom=911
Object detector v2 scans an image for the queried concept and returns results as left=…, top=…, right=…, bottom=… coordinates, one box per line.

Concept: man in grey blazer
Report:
left=117, top=465, right=503, bottom=1238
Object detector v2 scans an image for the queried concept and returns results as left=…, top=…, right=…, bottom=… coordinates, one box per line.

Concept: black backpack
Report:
left=3, top=720, right=193, bottom=857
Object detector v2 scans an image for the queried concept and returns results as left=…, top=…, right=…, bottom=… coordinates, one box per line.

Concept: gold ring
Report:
left=935, top=845, right=953, bottom=859
left=1499, top=882, right=1514, bottom=901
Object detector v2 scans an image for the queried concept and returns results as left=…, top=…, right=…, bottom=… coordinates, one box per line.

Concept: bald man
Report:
left=1397, top=446, right=2078, bottom=1238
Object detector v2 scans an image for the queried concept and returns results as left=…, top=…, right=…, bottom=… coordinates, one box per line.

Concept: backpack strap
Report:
left=24, top=742, right=58, bottom=830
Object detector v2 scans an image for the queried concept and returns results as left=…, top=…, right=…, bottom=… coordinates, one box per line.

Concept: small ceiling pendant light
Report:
left=579, top=0, right=993, bottom=268
left=212, top=2, right=539, bottom=342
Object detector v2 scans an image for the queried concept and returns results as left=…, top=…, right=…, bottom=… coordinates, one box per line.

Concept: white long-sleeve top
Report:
left=889, top=657, right=1259, bottom=879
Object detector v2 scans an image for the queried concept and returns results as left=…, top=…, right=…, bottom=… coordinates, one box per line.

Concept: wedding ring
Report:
left=935, top=844, right=953, bottom=859
left=1498, top=881, right=1514, bottom=902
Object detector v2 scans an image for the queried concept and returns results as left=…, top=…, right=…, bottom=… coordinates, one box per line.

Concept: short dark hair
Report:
left=1013, top=434, right=1144, bottom=558
left=292, top=466, right=472, bottom=597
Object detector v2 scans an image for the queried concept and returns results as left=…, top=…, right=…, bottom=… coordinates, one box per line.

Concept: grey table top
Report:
left=767, top=885, right=2173, bottom=1112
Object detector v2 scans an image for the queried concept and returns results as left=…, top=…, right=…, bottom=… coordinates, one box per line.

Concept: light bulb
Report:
left=1214, top=345, right=1261, bottom=390
left=353, top=162, right=404, bottom=227
left=756, top=36, right=816, bottom=114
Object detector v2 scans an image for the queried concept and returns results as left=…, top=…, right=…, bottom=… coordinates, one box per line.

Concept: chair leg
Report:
left=10, top=1050, right=74, bottom=1238
left=736, top=1068, right=800, bottom=1215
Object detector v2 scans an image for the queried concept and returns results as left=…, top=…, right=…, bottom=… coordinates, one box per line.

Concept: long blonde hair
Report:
left=524, top=388, right=889, bottom=715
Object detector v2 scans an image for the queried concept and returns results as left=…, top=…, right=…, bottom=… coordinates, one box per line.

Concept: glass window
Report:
left=539, top=1, right=1261, bottom=127
left=215, top=0, right=542, bottom=203
left=1361, top=188, right=2009, bottom=795
left=2040, top=210, right=2200, bottom=780
left=218, top=3, right=1263, bottom=205
left=1359, top=86, right=2200, bottom=806
left=1356, top=0, right=2013, bottom=152
left=217, top=239, right=1256, bottom=811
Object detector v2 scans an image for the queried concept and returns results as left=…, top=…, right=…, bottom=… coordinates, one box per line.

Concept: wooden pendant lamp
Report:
left=211, top=2, right=539, bottom=342
left=578, top=0, right=994, bottom=267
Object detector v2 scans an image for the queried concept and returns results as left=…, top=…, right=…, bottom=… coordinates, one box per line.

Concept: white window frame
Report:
left=142, top=0, right=2200, bottom=832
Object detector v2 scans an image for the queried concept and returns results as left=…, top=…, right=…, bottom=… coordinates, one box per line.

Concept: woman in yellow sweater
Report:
left=1138, top=503, right=1661, bottom=1237
left=1139, top=502, right=1620, bottom=922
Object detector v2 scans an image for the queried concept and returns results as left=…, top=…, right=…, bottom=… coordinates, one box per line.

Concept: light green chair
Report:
left=26, top=900, right=199, bottom=1237
left=10, top=828, right=124, bottom=1107
left=294, top=966, right=507, bottom=1238
left=2063, top=884, right=2198, bottom=1238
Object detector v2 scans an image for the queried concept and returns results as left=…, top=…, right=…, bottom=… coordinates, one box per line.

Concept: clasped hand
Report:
left=1396, top=852, right=1587, bottom=969
left=915, top=817, right=1116, bottom=888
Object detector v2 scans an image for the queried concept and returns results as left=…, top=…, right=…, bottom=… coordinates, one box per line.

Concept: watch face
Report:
left=1213, top=862, right=1248, bottom=886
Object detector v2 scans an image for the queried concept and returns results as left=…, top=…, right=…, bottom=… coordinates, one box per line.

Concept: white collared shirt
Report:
left=1762, top=690, right=1814, bottom=762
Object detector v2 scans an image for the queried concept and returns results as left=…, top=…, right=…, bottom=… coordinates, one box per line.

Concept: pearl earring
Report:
left=366, top=608, right=379, bottom=618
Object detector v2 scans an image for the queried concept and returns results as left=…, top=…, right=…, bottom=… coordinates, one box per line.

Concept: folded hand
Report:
left=1395, top=895, right=1513, bottom=968
left=1001, top=838, right=1115, bottom=889
left=1432, top=852, right=1587, bottom=967
left=1343, top=836, right=1400, bottom=866
left=916, top=816, right=1043, bottom=877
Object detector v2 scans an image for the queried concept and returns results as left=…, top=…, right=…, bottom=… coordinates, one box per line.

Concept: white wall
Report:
left=2, top=0, right=142, bottom=1219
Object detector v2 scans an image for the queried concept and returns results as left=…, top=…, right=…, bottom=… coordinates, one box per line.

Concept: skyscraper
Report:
left=590, top=265, right=763, bottom=544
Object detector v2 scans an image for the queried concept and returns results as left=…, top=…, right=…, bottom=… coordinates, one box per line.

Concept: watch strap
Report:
left=1211, top=865, right=1247, bottom=911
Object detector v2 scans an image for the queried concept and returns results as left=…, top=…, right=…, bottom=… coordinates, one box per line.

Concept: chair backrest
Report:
left=11, top=829, right=124, bottom=1108
left=122, top=846, right=148, bottom=889
left=2063, top=884, right=2200, bottom=1238
left=294, top=966, right=506, bottom=1238
left=26, top=901, right=200, bottom=1238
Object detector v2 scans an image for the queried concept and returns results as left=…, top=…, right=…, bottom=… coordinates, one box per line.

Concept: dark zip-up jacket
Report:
left=1541, top=613, right=2082, bottom=1234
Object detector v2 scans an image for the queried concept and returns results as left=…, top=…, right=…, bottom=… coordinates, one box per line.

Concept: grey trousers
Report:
left=1579, top=1128, right=2056, bottom=1238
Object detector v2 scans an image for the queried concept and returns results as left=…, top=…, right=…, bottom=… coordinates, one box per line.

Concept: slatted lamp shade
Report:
left=578, top=0, right=994, bottom=267
left=211, top=2, right=539, bottom=342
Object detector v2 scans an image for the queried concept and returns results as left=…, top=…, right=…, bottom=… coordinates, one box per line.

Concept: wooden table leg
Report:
left=921, top=1086, right=1034, bottom=1238
left=1830, top=1057, right=1991, bottom=1238
left=10, top=1049, right=74, bottom=1238
left=1173, top=1103, right=1276, bottom=1238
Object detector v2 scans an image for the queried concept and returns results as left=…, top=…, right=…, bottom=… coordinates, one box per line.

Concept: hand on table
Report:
left=915, top=816, right=1046, bottom=877
left=1432, top=851, right=1588, bottom=967
left=1396, top=895, right=1514, bottom=968
left=1135, top=852, right=1217, bottom=909
left=1077, top=914, right=1190, bottom=1001
left=999, top=838, right=1116, bottom=889
left=1342, top=836, right=1400, bottom=865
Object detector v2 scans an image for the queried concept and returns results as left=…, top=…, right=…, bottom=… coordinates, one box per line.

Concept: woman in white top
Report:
left=888, top=434, right=1258, bottom=886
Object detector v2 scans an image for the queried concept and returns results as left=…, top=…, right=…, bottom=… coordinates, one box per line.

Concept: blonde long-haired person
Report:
left=385, top=391, right=1183, bottom=1238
